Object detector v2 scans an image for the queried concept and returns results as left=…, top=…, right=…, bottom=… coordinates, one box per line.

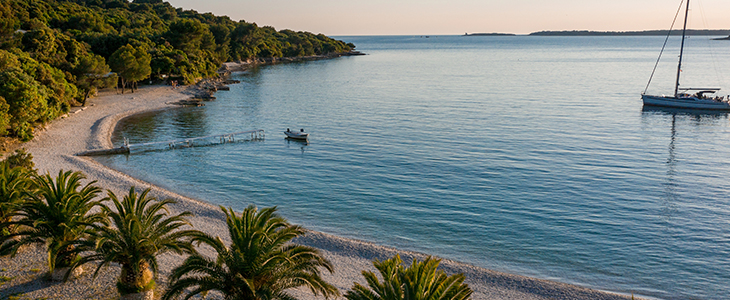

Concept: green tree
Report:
left=0, top=96, right=9, bottom=136
left=162, top=205, right=339, bottom=300
left=0, top=68, right=48, bottom=141
left=0, top=170, right=104, bottom=280
left=0, top=1, right=19, bottom=42
left=74, top=53, right=114, bottom=106
left=345, top=255, right=473, bottom=300
left=20, top=23, right=59, bottom=63
left=108, top=44, right=151, bottom=93
left=0, top=49, right=74, bottom=140
left=3, top=148, right=35, bottom=171
left=72, top=187, right=200, bottom=299
left=166, top=18, right=208, bottom=54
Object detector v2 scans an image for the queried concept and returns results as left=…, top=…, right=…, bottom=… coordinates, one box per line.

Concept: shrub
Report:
left=4, top=148, right=35, bottom=172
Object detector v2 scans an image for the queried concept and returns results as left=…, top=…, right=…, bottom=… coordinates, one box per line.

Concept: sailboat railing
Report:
left=678, top=88, right=721, bottom=91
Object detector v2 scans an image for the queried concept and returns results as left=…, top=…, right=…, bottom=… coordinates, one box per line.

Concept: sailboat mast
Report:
left=674, top=0, right=690, bottom=97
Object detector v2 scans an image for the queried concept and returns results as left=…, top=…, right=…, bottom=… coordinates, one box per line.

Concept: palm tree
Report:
left=0, top=170, right=104, bottom=280
left=72, top=187, right=201, bottom=299
left=0, top=161, right=33, bottom=237
left=162, top=205, right=339, bottom=300
left=345, top=255, right=473, bottom=300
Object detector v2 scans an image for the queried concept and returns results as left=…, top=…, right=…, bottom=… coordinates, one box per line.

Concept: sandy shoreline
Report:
left=0, top=84, right=639, bottom=300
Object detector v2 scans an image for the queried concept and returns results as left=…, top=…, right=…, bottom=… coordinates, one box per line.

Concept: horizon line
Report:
left=330, top=28, right=730, bottom=37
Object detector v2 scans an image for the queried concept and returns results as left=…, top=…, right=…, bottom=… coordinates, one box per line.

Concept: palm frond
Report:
left=165, top=205, right=339, bottom=300
left=346, top=255, right=473, bottom=300
left=4, top=170, right=102, bottom=277
left=80, top=186, right=199, bottom=294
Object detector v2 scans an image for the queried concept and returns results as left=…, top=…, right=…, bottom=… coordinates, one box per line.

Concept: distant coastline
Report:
left=463, top=29, right=730, bottom=37
left=463, top=32, right=516, bottom=36
left=529, top=29, right=730, bottom=36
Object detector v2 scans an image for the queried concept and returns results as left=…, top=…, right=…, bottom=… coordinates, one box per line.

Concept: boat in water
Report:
left=284, top=128, right=309, bottom=140
left=641, top=0, right=730, bottom=110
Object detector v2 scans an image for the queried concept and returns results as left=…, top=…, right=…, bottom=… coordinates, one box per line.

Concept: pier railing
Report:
left=78, top=129, right=265, bottom=156
left=124, top=129, right=265, bottom=153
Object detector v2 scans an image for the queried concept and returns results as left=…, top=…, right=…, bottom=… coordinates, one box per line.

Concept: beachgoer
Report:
left=300, top=128, right=304, bottom=132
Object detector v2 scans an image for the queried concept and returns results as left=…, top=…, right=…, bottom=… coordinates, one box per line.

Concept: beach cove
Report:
left=0, top=81, right=637, bottom=300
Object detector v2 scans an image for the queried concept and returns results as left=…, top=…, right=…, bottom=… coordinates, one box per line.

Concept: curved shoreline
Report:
left=3, top=85, right=641, bottom=300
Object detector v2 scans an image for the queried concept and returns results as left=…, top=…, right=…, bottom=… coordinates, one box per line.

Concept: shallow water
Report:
left=97, top=36, right=730, bottom=300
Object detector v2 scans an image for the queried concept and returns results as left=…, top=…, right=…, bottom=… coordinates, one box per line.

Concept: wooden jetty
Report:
left=79, top=129, right=264, bottom=156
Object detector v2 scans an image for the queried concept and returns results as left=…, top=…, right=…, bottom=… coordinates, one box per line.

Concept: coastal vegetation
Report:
left=0, top=0, right=354, bottom=143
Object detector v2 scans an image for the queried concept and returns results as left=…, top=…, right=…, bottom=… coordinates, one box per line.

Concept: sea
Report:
left=95, top=35, right=730, bottom=300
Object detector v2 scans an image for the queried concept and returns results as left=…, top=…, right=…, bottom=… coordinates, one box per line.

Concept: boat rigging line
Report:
left=643, top=0, right=686, bottom=95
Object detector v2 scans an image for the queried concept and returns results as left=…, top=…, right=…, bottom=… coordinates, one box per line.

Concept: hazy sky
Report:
left=166, top=0, right=730, bottom=36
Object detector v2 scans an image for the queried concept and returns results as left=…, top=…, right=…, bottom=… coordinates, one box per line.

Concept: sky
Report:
left=166, top=0, right=730, bottom=36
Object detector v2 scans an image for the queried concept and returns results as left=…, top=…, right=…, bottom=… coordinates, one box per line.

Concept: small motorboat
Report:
left=284, top=128, right=309, bottom=140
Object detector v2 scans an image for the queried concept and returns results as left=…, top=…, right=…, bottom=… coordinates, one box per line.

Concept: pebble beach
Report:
left=0, top=84, right=640, bottom=300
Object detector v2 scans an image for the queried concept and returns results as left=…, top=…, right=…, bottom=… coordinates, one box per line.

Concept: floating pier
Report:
left=78, top=129, right=265, bottom=156
left=126, top=129, right=265, bottom=153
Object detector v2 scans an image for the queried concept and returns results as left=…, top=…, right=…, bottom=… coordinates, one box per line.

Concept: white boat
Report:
left=284, top=129, right=309, bottom=140
left=641, top=0, right=730, bottom=110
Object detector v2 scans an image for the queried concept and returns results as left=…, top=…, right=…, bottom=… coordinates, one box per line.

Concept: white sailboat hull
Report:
left=642, top=94, right=730, bottom=110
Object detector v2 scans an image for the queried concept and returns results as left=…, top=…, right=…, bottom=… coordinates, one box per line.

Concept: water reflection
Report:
left=663, top=113, right=678, bottom=223
left=285, top=137, right=309, bottom=154
left=115, top=111, right=168, bottom=144
left=640, top=106, right=729, bottom=222
left=641, top=106, right=730, bottom=120
left=169, top=107, right=209, bottom=139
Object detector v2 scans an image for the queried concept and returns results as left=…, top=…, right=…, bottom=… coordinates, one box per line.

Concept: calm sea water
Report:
left=97, top=36, right=730, bottom=300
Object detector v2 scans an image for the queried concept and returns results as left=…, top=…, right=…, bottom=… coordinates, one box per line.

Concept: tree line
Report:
left=0, top=0, right=355, bottom=142
left=0, top=151, right=472, bottom=300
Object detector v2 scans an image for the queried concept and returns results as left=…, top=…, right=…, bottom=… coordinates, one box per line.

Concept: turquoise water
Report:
left=97, top=36, right=730, bottom=300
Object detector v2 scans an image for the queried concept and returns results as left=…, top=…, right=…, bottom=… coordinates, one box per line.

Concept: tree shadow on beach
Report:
left=0, top=271, right=60, bottom=298
left=0, top=264, right=119, bottom=300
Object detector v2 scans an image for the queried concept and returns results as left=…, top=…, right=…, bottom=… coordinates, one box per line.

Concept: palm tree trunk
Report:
left=121, top=290, right=154, bottom=300
left=51, top=245, right=83, bottom=281
left=119, top=261, right=154, bottom=299
left=51, top=266, right=83, bottom=281
left=48, top=243, right=82, bottom=281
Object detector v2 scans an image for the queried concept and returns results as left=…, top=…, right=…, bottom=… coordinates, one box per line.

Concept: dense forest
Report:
left=0, top=0, right=355, bottom=142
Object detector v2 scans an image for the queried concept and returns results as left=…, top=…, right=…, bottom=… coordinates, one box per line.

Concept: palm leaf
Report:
left=75, top=186, right=199, bottom=295
left=163, top=205, right=339, bottom=300
left=345, top=255, right=473, bottom=300
left=2, top=170, right=103, bottom=278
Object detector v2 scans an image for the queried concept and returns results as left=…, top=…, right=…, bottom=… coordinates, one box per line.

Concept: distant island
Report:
left=529, top=29, right=730, bottom=36
left=462, top=30, right=730, bottom=37
left=463, top=33, right=516, bottom=36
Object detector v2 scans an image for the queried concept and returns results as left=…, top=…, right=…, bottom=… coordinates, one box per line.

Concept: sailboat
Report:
left=641, top=0, right=730, bottom=110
